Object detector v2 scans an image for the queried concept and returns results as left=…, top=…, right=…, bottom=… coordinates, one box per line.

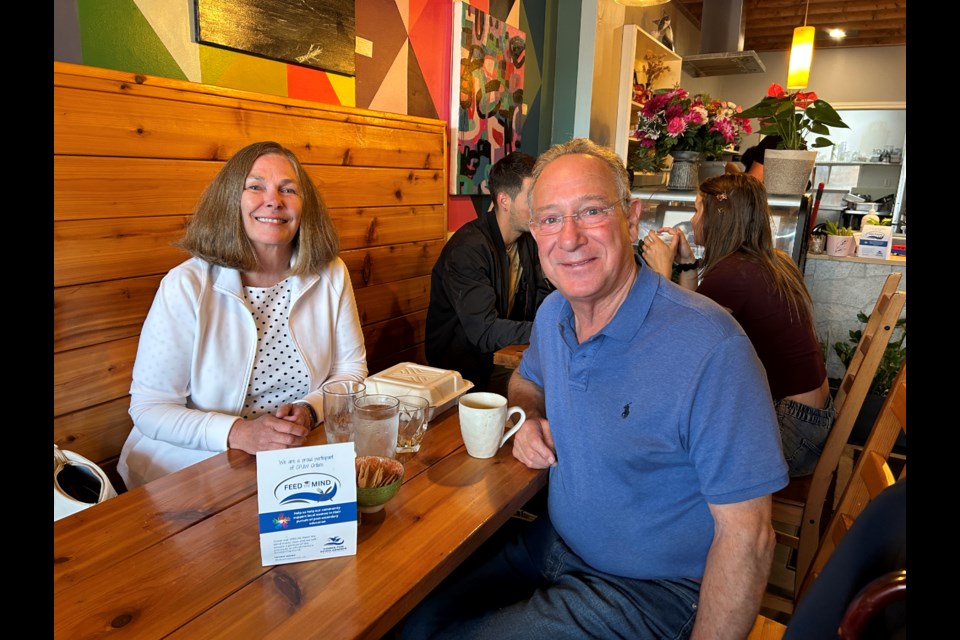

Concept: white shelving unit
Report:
left=614, top=25, right=681, bottom=164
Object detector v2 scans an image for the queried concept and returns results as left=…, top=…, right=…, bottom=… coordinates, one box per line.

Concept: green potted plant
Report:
left=738, top=83, right=849, bottom=195
left=822, top=220, right=855, bottom=256
left=738, top=83, right=849, bottom=151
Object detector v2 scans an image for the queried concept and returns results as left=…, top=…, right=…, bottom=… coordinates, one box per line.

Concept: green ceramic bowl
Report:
left=356, top=456, right=404, bottom=513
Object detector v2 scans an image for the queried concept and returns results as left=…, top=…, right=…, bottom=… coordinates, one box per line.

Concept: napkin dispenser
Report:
left=857, top=224, right=893, bottom=259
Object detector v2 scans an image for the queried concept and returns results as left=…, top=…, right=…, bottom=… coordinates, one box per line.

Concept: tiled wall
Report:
left=804, top=257, right=907, bottom=380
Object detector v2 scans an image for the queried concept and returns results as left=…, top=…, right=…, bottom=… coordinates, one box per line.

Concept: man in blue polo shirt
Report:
left=401, top=138, right=788, bottom=639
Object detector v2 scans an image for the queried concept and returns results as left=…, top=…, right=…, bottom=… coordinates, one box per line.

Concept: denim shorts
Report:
left=776, top=393, right=837, bottom=478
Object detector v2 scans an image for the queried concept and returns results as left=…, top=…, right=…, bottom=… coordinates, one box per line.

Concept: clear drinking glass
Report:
left=321, top=380, right=366, bottom=444
left=353, top=394, right=400, bottom=459
left=396, top=395, right=430, bottom=454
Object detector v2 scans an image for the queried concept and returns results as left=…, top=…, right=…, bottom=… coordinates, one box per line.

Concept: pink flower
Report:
left=666, top=117, right=687, bottom=136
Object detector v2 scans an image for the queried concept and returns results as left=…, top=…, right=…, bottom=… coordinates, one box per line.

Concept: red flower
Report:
left=793, top=91, right=818, bottom=109
left=767, top=83, right=786, bottom=99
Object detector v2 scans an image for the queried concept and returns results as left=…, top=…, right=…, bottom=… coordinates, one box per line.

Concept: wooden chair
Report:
left=798, top=361, right=907, bottom=601
left=763, top=272, right=906, bottom=614
left=750, top=362, right=907, bottom=640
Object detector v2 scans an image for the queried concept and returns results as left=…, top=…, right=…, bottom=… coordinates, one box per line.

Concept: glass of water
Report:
left=321, top=380, right=366, bottom=444
left=396, top=395, right=430, bottom=454
left=353, top=394, right=400, bottom=459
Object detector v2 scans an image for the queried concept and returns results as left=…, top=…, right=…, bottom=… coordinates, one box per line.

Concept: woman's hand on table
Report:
left=276, top=402, right=315, bottom=430
left=227, top=412, right=311, bottom=454
left=512, top=416, right=557, bottom=469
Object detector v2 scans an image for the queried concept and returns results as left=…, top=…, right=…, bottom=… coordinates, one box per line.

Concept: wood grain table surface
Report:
left=492, top=344, right=528, bottom=369
left=53, top=409, right=547, bottom=639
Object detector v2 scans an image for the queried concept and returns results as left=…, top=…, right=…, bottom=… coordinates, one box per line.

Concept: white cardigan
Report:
left=118, top=257, right=367, bottom=488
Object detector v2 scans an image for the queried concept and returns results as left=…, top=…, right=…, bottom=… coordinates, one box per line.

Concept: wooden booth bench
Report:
left=54, top=61, right=448, bottom=491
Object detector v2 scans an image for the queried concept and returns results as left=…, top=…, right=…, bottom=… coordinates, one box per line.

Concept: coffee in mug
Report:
left=458, top=392, right=526, bottom=459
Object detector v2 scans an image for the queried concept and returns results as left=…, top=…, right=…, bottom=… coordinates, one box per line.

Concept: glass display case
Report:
left=631, top=187, right=812, bottom=269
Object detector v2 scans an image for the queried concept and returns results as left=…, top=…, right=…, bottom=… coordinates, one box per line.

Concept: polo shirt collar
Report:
left=556, top=255, right=659, bottom=346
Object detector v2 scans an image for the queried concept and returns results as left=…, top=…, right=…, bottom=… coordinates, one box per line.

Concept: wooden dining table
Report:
left=54, top=408, right=547, bottom=639
left=492, top=343, right=528, bottom=369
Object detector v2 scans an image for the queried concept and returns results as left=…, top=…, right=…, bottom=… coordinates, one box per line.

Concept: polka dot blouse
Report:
left=240, top=279, right=309, bottom=420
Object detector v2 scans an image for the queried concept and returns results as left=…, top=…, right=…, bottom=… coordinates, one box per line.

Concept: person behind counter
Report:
left=739, top=134, right=783, bottom=182
left=401, top=138, right=787, bottom=639
left=425, top=152, right=552, bottom=395
left=643, top=172, right=835, bottom=478
left=118, top=141, right=367, bottom=489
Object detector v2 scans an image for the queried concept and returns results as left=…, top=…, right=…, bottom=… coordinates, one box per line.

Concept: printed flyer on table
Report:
left=256, top=442, right=357, bottom=566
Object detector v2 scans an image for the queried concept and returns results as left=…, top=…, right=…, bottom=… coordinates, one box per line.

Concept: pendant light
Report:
left=787, top=0, right=815, bottom=90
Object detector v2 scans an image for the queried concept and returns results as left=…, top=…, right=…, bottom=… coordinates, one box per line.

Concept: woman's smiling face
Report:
left=240, top=153, right=303, bottom=256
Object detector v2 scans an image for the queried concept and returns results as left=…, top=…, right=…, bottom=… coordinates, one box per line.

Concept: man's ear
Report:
left=495, top=190, right=512, bottom=212
left=625, top=199, right=642, bottom=244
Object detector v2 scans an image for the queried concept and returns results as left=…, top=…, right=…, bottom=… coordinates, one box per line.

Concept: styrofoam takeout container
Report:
left=364, top=363, right=474, bottom=422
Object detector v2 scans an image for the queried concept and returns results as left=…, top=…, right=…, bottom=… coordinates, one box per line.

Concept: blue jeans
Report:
left=776, top=393, right=837, bottom=477
left=400, top=512, right=700, bottom=640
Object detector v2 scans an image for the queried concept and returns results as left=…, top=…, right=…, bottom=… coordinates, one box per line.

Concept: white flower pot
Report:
left=763, top=149, right=817, bottom=196
left=825, top=234, right=855, bottom=257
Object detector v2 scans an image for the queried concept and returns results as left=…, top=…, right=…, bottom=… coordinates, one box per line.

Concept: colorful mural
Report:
left=450, top=2, right=526, bottom=195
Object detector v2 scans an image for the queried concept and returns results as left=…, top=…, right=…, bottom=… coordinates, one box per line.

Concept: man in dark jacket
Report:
left=426, top=152, right=552, bottom=395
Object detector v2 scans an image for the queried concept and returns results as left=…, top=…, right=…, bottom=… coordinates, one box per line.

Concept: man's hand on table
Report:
left=512, top=416, right=557, bottom=468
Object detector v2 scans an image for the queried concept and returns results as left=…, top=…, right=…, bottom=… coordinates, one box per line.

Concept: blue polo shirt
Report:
left=518, top=259, right=788, bottom=579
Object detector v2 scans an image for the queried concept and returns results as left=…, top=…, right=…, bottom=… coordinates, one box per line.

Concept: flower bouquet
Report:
left=628, top=88, right=751, bottom=174
left=738, top=83, right=848, bottom=150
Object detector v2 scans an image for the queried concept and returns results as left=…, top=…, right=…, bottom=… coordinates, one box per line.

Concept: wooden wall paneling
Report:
left=333, top=205, right=445, bottom=250
left=362, top=310, right=428, bottom=367
left=53, top=217, right=192, bottom=287
left=368, top=345, right=427, bottom=376
left=54, top=275, right=163, bottom=353
left=53, top=156, right=220, bottom=221
left=54, top=63, right=446, bottom=135
left=54, top=337, right=138, bottom=417
left=53, top=156, right=445, bottom=221
left=353, top=276, right=431, bottom=326
left=54, top=86, right=445, bottom=170
left=340, top=241, right=443, bottom=289
left=54, top=397, right=133, bottom=468
left=54, top=159, right=445, bottom=221
left=304, top=167, right=444, bottom=209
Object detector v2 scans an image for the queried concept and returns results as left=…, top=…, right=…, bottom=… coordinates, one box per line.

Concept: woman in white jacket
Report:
left=119, top=141, right=367, bottom=489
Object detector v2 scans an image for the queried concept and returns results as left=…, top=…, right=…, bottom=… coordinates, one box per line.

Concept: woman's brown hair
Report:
left=697, top=173, right=813, bottom=322
left=177, top=141, right=340, bottom=275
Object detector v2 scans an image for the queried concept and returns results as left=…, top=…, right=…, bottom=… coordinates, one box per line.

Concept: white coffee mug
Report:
left=458, top=392, right=526, bottom=459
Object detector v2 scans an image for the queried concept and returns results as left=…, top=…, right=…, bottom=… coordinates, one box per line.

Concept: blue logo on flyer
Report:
left=275, top=473, right=340, bottom=504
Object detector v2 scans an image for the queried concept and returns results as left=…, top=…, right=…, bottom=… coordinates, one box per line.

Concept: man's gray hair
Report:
left=528, top=138, right=631, bottom=210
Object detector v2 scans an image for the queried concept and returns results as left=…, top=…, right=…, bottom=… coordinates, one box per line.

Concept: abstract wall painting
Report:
left=450, top=2, right=526, bottom=195
left=195, top=0, right=356, bottom=77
